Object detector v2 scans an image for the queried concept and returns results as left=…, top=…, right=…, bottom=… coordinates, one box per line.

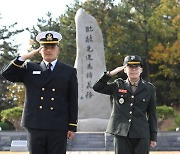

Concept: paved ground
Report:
left=0, top=151, right=180, bottom=154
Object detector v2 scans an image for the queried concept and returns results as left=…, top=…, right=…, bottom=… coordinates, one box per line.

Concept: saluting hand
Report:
left=108, top=65, right=126, bottom=76
left=21, top=46, right=43, bottom=61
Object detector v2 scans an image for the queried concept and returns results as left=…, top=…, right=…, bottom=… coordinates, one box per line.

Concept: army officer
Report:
left=93, top=55, right=157, bottom=154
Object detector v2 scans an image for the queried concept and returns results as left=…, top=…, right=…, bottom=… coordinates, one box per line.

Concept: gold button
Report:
left=50, top=107, right=54, bottom=110
left=42, top=88, right=45, bottom=91
left=39, top=106, right=43, bottom=109
left=129, top=119, right=131, bottom=122
left=51, top=98, right=55, bottom=101
left=129, top=111, right=132, bottom=114
left=40, top=97, right=44, bottom=100
left=52, top=88, right=56, bottom=92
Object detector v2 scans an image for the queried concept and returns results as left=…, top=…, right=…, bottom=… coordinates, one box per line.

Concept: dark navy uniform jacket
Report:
left=93, top=73, right=157, bottom=141
left=2, top=57, right=78, bottom=132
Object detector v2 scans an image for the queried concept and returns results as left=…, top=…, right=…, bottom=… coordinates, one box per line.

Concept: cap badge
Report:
left=130, top=56, right=135, bottom=60
left=119, top=98, right=124, bottom=104
left=46, top=33, right=53, bottom=41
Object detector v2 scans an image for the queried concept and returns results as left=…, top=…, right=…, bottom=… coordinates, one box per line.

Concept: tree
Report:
left=5, top=83, right=25, bottom=107
left=0, top=14, right=24, bottom=111
left=149, top=0, right=179, bottom=46
left=149, top=42, right=180, bottom=107
left=148, top=0, right=180, bottom=107
left=112, top=0, right=160, bottom=80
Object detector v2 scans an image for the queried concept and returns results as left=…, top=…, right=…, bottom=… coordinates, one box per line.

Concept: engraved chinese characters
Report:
left=74, top=9, right=111, bottom=131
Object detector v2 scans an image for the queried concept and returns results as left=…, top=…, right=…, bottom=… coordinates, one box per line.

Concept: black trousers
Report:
left=27, top=128, right=67, bottom=154
left=114, top=136, right=150, bottom=154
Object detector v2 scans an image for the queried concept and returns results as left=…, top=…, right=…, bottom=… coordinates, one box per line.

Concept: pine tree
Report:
left=0, top=15, right=24, bottom=111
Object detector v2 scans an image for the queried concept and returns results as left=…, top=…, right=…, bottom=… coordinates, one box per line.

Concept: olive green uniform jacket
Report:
left=93, top=73, right=157, bottom=141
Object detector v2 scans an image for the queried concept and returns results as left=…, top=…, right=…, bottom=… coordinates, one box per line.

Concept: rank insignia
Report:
left=119, top=98, right=124, bottom=104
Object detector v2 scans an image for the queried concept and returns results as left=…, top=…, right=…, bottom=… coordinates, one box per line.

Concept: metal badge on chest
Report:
left=119, top=98, right=124, bottom=104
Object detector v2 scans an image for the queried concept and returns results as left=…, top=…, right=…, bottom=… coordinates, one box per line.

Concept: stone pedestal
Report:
left=10, top=140, right=28, bottom=152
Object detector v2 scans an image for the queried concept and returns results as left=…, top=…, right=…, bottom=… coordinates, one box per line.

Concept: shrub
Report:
left=156, top=105, right=174, bottom=120
left=1, top=107, right=23, bottom=130
left=156, top=105, right=175, bottom=130
left=174, top=114, right=180, bottom=127
left=0, top=121, right=11, bottom=130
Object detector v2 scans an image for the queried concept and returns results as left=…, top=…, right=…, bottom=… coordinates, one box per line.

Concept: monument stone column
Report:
left=74, top=8, right=111, bottom=131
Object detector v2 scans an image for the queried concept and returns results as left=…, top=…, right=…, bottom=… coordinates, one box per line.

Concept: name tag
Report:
left=118, top=89, right=127, bottom=93
left=32, top=71, right=41, bottom=74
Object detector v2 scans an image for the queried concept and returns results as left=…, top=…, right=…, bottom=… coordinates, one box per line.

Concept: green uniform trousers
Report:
left=114, top=136, right=150, bottom=154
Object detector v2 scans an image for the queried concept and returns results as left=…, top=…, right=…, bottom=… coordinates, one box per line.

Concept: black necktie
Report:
left=47, top=63, right=52, bottom=72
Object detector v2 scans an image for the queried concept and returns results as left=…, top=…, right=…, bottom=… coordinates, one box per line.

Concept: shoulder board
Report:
left=146, top=81, right=156, bottom=88
left=115, top=78, right=124, bottom=83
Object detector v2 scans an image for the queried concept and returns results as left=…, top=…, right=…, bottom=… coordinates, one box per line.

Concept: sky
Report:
left=0, top=0, right=84, bottom=54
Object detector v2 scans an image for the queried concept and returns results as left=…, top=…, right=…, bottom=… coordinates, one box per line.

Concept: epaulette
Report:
left=114, top=78, right=125, bottom=87
left=146, top=81, right=156, bottom=88
left=115, top=78, right=124, bottom=82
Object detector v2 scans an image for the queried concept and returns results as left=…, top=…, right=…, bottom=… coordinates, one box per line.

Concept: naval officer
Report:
left=93, top=55, right=157, bottom=154
left=1, top=31, right=78, bottom=154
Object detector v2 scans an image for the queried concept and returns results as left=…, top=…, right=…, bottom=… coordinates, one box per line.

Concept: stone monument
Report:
left=74, top=8, right=111, bottom=131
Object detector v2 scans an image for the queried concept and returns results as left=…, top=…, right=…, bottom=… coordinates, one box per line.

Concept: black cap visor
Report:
left=41, top=44, right=58, bottom=47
